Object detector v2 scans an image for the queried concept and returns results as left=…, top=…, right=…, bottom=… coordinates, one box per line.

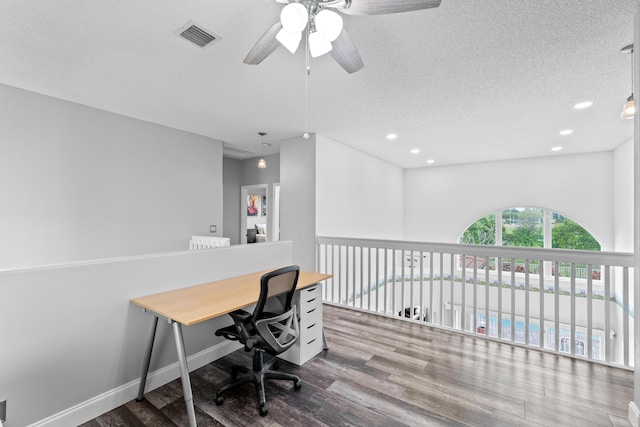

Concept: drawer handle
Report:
left=307, top=338, right=317, bottom=345
left=307, top=297, right=317, bottom=304
left=305, top=287, right=318, bottom=293
left=307, top=308, right=316, bottom=314
left=307, top=323, right=316, bottom=329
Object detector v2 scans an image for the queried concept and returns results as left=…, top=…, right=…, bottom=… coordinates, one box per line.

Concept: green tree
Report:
left=518, top=209, right=543, bottom=226
left=460, top=215, right=495, bottom=245
left=552, top=220, right=600, bottom=251
left=503, top=208, right=543, bottom=247
left=504, top=224, right=543, bottom=247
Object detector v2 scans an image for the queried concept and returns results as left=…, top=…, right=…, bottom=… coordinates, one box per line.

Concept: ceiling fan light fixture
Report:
left=315, top=9, right=343, bottom=42
left=309, top=30, right=332, bottom=57
left=276, top=28, right=302, bottom=54
left=280, top=3, right=309, bottom=33
left=621, top=93, right=635, bottom=119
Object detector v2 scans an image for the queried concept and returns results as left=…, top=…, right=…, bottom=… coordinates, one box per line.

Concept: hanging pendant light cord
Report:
left=631, top=47, right=634, bottom=95
left=304, top=23, right=310, bottom=139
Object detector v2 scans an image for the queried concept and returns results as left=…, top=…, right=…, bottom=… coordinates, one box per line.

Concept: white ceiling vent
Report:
left=176, top=21, right=220, bottom=48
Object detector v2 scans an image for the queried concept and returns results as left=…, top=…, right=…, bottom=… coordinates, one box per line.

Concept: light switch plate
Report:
left=210, top=225, right=216, bottom=233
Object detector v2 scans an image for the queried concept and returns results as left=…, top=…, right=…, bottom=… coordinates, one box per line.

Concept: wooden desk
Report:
left=131, top=269, right=331, bottom=427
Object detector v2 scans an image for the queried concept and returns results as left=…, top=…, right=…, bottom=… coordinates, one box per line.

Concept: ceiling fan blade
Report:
left=243, top=21, right=283, bottom=65
left=340, top=0, right=441, bottom=15
left=330, top=28, right=364, bottom=74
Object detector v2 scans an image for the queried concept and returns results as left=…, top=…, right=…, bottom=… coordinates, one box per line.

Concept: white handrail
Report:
left=317, top=236, right=634, bottom=368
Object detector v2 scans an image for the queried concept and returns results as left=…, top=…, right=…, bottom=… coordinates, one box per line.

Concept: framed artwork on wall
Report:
left=262, top=195, right=267, bottom=217
left=247, top=194, right=259, bottom=216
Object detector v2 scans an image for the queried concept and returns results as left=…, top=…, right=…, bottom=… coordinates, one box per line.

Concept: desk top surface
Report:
left=130, top=269, right=332, bottom=326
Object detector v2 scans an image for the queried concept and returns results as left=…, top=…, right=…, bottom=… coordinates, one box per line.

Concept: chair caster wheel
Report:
left=294, top=380, right=302, bottom=391
left=215, top=396, right=224, bottom=406
left=259, top=405, right=269, bottom=417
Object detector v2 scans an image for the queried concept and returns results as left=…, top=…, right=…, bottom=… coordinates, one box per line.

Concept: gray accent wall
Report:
left=0, top=83, right=223, bottom=270
left=223, top=154, right=280, bottom=245
left=280, top=135, right=316, bottom=270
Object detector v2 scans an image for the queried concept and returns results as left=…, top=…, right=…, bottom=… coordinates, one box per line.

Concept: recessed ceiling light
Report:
left=411, top=148, right=420, bottom=154
left=574, top=101, right=593, bottom=110
left=559, top=129, right=573, bottom=136
left=426, top=159, right=435, bottom=164
left=551, top=146, right=563, bottom=152
left=386, top=133, right=397, bottom=140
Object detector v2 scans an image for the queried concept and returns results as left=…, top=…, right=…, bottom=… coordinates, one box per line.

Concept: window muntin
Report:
left=461, top=207, right=600, bottom=251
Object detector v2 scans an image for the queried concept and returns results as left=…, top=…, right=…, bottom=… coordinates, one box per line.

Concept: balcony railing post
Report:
left=316, top=236, right=633, bottom=368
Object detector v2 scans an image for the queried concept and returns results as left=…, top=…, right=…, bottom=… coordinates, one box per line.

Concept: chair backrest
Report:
left=252, top=265, right=300, bottom=324
left=251, top=265, right=301, bottom=353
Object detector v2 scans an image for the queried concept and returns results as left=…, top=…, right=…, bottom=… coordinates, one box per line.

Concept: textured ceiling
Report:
left=0, top=0, right=637, bottom=168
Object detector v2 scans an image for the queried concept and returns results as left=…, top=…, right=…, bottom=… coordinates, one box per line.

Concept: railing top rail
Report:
left=317, top=236, right=634, bottom=267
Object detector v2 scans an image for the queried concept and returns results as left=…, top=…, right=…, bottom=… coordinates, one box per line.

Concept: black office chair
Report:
left=214, top=265, right=302, bottom=416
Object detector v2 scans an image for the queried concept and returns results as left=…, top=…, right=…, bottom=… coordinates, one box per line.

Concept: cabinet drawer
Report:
left=299, top=305, right=323, bottom=329
left=300, top=285, right=322, bottom=309
left=301, top=331, right=323, bottom=356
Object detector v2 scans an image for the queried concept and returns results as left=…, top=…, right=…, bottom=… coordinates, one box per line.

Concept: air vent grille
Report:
left=177, top=22, right=220, bottom=48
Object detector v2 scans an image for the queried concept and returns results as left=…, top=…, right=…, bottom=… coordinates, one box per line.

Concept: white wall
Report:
left=403, top=152, right=614, bottom=249
left=614, top=138, right=635, bottom=252
left=0, top=83, right=223, bottom=269
left=0, top=242, right=293, bottom=427
left=316, top=134, right=404, bottom=239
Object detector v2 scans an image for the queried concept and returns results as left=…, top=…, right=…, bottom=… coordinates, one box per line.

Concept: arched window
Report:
left=460, top=207, right=601, bottom=251
left=460, top=208, right=601, bottom=280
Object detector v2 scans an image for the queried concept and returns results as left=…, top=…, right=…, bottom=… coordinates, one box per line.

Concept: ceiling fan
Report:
left=243, top=0, right=442, bottom=74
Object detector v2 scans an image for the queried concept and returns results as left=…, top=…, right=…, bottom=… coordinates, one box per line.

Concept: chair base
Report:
left=215, top=348, right=301, bottom=417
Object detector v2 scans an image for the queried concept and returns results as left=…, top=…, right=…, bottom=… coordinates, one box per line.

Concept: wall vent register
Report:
left=177, top=21, right=220, bottom=48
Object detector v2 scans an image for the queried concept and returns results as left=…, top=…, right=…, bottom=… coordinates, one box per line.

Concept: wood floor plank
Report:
left=84, top=304, right=634, bottom=427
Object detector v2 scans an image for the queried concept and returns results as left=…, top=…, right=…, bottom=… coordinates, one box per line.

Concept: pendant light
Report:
left=621, top=44, right=635, bottom=120
left=257, top=132, right=267, bottom=169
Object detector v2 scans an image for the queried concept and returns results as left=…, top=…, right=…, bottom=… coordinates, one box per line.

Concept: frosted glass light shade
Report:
left=621, top=94, right=635, bottom=119
left=280, top=3, right=308, bottom=33
left=315, top=9, right=343, bottom=42
left=257, top=158, right=267, bottom=169
left=309, top=30, right=332, bottom=57
left=276, top=28, right=302, bottom=53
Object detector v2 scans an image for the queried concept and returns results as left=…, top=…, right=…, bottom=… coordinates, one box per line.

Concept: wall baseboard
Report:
left=27, top=340, right=241, bottom=427
left=629, top=401, right=640, bottom=427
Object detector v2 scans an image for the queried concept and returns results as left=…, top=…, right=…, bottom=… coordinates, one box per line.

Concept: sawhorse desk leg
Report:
left=136, top=315, right=198, bottom=427
left=322, top=327, right=329, bottom=351
left=136, top=316, right=158, bottom=401
left=172, top=321, right=197, bottom=427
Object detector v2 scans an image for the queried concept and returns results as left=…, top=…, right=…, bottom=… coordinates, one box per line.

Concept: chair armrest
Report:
left=228, top=309, right=251, bottom=323
left=215, top=309, right=252, bottom=341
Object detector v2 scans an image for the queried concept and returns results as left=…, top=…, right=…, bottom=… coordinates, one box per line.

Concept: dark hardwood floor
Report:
left=82, top=304, right=633, bottom=426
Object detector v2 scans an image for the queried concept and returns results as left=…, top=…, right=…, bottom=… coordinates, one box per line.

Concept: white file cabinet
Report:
left=279, top=283, right=324, bottom=365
